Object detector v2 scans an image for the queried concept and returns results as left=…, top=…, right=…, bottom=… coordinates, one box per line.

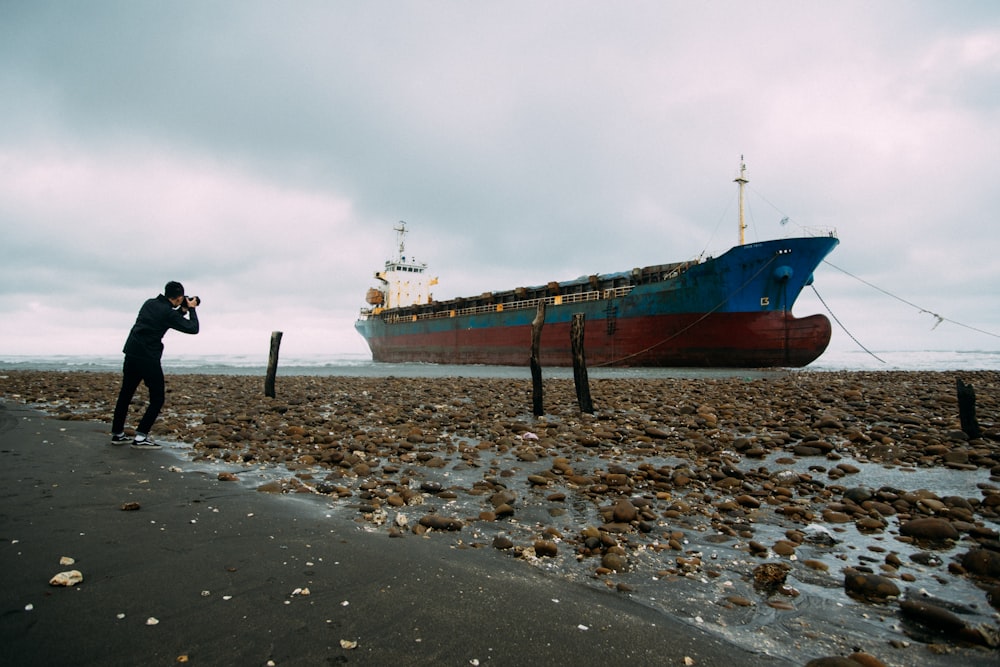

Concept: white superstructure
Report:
left=364, top=222, right=437, bottom=313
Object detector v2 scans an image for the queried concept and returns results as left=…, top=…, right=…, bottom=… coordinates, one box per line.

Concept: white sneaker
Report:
left=130, top=436, right=161, bottom=450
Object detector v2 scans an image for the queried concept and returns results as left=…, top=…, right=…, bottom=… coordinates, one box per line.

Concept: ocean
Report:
left=1, top=349, right=998, bottom=377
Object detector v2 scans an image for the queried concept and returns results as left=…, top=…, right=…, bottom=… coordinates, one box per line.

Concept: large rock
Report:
left=900, top=599, right=996, bottom=647
left=899, top=599, right=965, bottom=632
left=898, top=517, right=959, bottom=541
left=961, top=548, right=1000, bottom=579
left=844, top=569, right=899, bottom=600
left=843, top=487, right=873, bottom=504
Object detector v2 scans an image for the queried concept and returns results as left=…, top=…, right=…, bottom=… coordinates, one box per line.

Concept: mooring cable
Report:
left=823, top=260, right=1000, bottom=339
left=809, top=284, right=885, bottom=364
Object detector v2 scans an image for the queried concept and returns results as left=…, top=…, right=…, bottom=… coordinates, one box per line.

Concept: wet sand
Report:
left=1, top=369, right=998, bottom=665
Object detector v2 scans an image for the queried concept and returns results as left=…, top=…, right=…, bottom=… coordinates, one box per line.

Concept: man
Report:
left=111, top=281, right=200, bottom=449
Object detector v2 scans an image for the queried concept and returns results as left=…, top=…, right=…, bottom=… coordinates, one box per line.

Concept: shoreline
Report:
left=3, top=346, right=1000, bottom=377
left=2, top=370, right=999, bottom=665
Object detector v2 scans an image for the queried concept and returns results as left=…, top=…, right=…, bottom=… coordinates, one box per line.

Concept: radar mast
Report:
left=734, top=157, right=749, bottom=246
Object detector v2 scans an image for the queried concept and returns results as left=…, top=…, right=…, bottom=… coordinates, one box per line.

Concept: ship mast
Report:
left=734, top=157, right=748, bottom=246
left=394, top=220, right=408, bottom=262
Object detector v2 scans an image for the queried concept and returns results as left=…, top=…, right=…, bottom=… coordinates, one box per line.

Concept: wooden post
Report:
left=957, top=378, right=982, bottom=439
left=530, top=302, right=545, bottom=416
left=571, top=313, right=594, bottom=413
left=265, top=331, right=283, bottom=398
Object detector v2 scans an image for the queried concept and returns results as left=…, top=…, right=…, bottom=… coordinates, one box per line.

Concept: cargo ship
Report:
left=355, top=162, right=839, bottom=367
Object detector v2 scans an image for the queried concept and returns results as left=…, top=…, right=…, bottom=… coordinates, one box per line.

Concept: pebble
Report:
left=6, top=369, right=1000, bottom=656
left=600, top=552, right=627, bottom=572
left=806, top=656, right=886, bottom=667
left=533, top=540, right=558, bottom=557
left=49, top=570, right=83, bottom=587
left=418, top=514, right=464, bottom=531
left=492, top=535, right=514, bottom=550
left=612, top=499, right=638, bottom=523
left=752, top=563, right=789, bottom=591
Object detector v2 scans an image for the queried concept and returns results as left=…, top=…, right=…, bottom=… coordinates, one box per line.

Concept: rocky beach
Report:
left=2, top=368, right=999, bottom=666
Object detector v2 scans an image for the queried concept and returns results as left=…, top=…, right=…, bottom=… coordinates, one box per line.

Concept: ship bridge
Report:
left=365, top=222, right=438, bottom=312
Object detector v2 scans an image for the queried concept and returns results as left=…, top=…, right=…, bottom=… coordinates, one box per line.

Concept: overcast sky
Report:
left=2, top=1, right=998, bottom=363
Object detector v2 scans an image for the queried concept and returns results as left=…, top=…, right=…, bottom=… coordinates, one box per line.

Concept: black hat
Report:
left=164, top=281, right=185, bottom=298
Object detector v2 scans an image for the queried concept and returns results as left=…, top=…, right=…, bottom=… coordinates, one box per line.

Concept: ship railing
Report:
left=376, top=285, right=634, bottom=324
left=796, top=225, right=838, bottom=239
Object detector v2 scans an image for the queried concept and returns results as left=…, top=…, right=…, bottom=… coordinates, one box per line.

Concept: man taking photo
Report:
left=111, top=281, right=201, bottom=449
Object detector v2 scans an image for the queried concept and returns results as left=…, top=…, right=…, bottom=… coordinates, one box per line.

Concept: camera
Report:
left=186, top=296, right=201, bottom=307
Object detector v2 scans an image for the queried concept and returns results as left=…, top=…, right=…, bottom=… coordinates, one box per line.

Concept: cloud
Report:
left=0, top=144, right=374, bottom=355
left=1, top=1, right=998, bottom=361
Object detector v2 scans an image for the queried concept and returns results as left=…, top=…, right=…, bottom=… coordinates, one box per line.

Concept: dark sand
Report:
left=0, top=400, right=788, bottom=666
left=1, top=369, right=999, bottom=666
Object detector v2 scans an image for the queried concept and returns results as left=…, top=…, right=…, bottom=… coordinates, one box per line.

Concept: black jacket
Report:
left=122, top=294, right=200, bottom=360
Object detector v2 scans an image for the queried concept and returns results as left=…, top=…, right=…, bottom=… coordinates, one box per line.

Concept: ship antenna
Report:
left=394, top=221, right=408, bottom=261
left=734, top=156, right=749, bottom=246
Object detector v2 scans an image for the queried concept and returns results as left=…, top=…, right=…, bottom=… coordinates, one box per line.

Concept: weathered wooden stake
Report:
left=530, top=302, right=545, bottom=416
left=265, top=331, right=283, bottom=398
left=571, top=313, right=594, bottom=413
left=957, top=378, right=982, bottom=439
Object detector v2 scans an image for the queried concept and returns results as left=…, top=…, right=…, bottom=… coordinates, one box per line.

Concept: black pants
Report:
left=112, top=355, right=165, bottom=435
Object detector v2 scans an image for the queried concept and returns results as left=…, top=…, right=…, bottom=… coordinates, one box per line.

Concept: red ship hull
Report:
left=363, top=310, right=832, bottom=368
